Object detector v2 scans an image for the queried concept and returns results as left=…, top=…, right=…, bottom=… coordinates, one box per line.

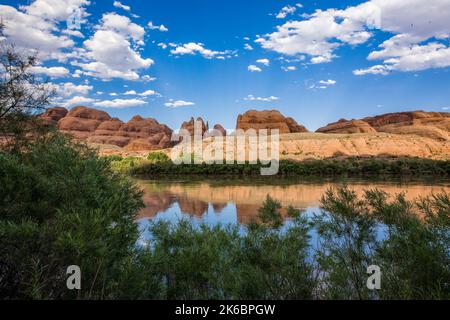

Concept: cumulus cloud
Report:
left=281, top=66, right=297, bottom=72
left=94, top=98, right=147, bottom=108
left=56, top=82, right=93, bottom=97
left=244, top=43, right=254, bottom=50
left=309, top=79, right=337, bottom=89
left=170, top=42, right=233, bottom=59
left=248, top=65, right=262, bottom=72
left=113, top=1, right=130, bottom=11
left=75, top=13, right=153, bottom=80
left=256, top=58, right=270, bottom=66
left=123, top=89, right=159, bottom=96
left=258, top=0, right=450, bottom=74
left=353, top=64, right=390, bottom=75
left=244, top=95, right=279, bottom=102
left=30, top=65, right=70, bottom=78
left=276, top=4, right=302, bottom=19
left=164, top=100, right=195, bottom=107
left=60, top=95, right=96, bottom=108
left=319, top=79, right=336, bottom=85
left=148, top=21, right=168, bottom=32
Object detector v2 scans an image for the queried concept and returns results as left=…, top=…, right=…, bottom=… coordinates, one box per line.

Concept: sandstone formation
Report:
left=40, top=107, right=68, bottom=125
left=179, top=117, right=209, bottom=136
left=236, top=110, right=308, bottom=134
left=50, top=106, right=174, bottom=150
left=362, top=111, right=450, bottom=141
left=212, top=124, right=226, bottom=136
left=317, top=111, right=450, bottom=141
left=316, top=119, right=377, bottom=134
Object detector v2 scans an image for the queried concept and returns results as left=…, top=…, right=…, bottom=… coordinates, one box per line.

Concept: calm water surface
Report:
left=136, top=178, right=450, bottom=238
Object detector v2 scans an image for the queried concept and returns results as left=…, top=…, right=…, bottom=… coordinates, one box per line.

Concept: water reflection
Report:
left=137, top=178, right=450, bottom=225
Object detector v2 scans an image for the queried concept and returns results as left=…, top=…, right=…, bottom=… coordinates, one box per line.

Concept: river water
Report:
left=136, top=177, right=449, bottom=228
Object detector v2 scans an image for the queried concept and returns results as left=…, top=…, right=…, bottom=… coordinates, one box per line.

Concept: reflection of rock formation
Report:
left=212, top=203, right=227, bottom=213
left=178, top=198, right=209, bottom=218
left=137, top=180, right=450, bottom=222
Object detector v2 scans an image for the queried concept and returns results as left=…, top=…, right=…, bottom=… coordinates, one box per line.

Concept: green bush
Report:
left=147, top=151, right=170, bottom=163
left=0, top=134, right=144, bottom=299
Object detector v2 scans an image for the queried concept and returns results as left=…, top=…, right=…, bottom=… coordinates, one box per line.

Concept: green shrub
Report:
left=147, top=151, right=170, bottom=163
left=0, top=133, right=144, bottom=299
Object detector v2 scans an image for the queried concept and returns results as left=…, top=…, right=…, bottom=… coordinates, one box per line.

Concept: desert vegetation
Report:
left=109, top=156, right=450, bottom=177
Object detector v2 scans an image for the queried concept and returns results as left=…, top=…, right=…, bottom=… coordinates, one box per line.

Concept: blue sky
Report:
left=1, top=0, right=449, bottom=130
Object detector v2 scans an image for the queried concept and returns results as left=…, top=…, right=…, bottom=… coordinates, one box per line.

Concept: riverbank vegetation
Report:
left=108, top=153, right=450, bottom=177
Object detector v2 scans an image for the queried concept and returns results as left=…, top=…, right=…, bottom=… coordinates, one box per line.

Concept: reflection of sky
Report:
left=137, top=202, right=388, bottom=259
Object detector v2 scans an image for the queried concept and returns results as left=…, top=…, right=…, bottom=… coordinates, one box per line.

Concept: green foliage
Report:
left=313, top=187, right=450, bottom=300
left=0, top=133, right=144, bottom=299
left=147, top=151, right=170, bottom=163
left=125, top=158, right=450, bottom=177
left=135, top=215, right=314, bottom=299
left=257, top=195, right=283, bottom=229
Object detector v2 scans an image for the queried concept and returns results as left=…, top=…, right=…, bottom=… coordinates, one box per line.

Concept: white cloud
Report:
left=281, top=66, right=297, bottom=72
left=148, top=21, right=168, bottom=32
left=139, top=90, right=158, bottom=96
left=248, top=65, right=262, bottom=72
left=244, top=43, right=254, bottom=50
left=309, top=79, right=337, bottom=89
left=76, top=13, right=153, bottom=80
left=353, top=64, right=390, bottom=75
left=259, top=0, right=450, bottom=73
left=122, top=89, right=159, bottom=96
left=100, top=12, right=145, bottom=43
left=24, top=0, right=90, bottom=21
left=142, top=75, right=157, bottom=82
left=256, top=58, right=270, bottom=66
left=164, top=100, right=195, bottom=107
left=158, top=42, right=168, bottom=49
left=244, top=95, right=279, bottom=102
left=56, top=82, right=93, bottom=97
left=276, top=4, right=302, bottom=19
left=0, top=4, right=75, bottom=60
left=319, top=79, right=336, bottom=85
left=94, top=98, right=147, bottom=108
left=170, top=42, right=232, bottom=60
left=30, top=65, right=70, bottom=78
left=113, top=1, right=130, bottom=11
left=60, top=95, right=96, bottom=108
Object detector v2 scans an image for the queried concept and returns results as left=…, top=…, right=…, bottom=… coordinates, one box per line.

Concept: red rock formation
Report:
left=316, top=111, right=450, bottom=141
left=40, top=107, right=68, bottom=125
left=316, top=119, right=377, bottom=134
left=53, top=106, right=174, bottom=150
left=212, top=124, right=226, bottom=136
left=58, top=106, right=111, bottom=139
left=180, top=117, right=209, bottom=136
left=236, top=110, right=308, bottom=134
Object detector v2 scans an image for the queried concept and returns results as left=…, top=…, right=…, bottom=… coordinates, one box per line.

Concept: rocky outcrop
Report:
left=362, top=111, right=450, bottom=141
left=53, top=106, right=174, bottom=150
left=316, top=111, right=450, bottom=141
left=212, top=124, right=226, bottom=136
left=316, top=119, right=377, bottom=134
left=40, top=107, right=68, bottom=125
left=180, top=117, right=209, bottom=136
left=58, top=106, right=111, bottom=139
left=236, top=110, right=308, bottom=134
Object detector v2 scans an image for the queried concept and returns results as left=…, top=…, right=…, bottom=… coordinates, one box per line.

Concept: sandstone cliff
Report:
left=236, top=110, right=309, bottom=134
